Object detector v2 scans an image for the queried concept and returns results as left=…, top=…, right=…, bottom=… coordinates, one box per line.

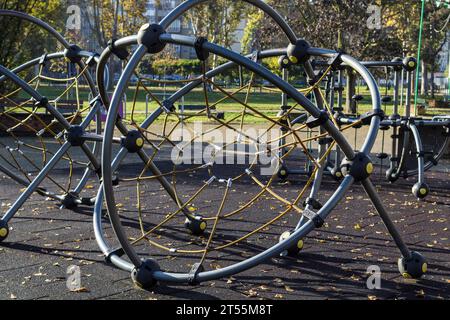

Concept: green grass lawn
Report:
left=11, top=83, right=449, bottom=125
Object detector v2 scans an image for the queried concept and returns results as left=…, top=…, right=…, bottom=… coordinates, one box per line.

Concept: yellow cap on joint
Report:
left=336, top=172, right=342, bottom=178
left=402, top=272, right=412, bottom=279
left=136, top=138, right=144, bottom=147
left=419, top=188, right=427, bottom=195
left=200, top=222, right=207, bottom=231
left=422, top=263, right=427, bottom=273
left=297, top=240, right=304, bottom=250
left=366, top=163, right=374, bottom=175
left=281, top=231, right=291, bottom=241
left=408, top=61, right=416, bottom=68
left=280, top=170, right=287, bottom=176
left=289, top=56, right=298, bottom=64
left=283, top=58, right=289, bottom=65
left=0, top=228, right=7, bottom=237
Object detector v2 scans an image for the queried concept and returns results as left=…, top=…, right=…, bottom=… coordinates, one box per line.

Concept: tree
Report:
left=0, top=0, right=65, bottom=68
left=79, top=0, right=147, bottom=49
left=184, top=0, right=247, bottom=69
left=386, top=0, right=449, bottom=96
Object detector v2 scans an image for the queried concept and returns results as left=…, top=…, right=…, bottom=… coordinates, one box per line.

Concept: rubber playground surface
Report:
left=0, top=156, right=449, bottom=300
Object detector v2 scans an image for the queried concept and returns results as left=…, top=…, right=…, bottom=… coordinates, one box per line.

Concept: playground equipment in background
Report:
left=0, top=10, right=105, bottom=242
left=332, top=58, right=449, bottom=200
left=92, top=0, right=427, bottom=289
left=277, top=56, right=449, bottom=200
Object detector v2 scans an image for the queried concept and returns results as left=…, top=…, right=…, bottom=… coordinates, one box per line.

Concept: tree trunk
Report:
left=345, top=70, right=357, bottom=114
left=430, top=68, right=435, bottom=98
left=420, top=61, right=428, bottom=96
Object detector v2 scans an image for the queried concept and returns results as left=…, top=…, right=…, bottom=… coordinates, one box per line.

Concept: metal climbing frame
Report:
left=93, top=0, right=427, bottom=288
left=0, top=10, right=105, bottom=241
left=332, top=58, right=450, bottom=199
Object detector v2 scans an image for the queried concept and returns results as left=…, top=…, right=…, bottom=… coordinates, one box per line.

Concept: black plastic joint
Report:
left=340, top=152, right=374, bottom=182
left=328, top=52, right=343, bottom=71
left=278, top=55, right=291, bottom=69
left=162, top=100, right=175, bottom=113
left=64, top=45, right=82, bottom=64
left=303, top=197, right=323, bottom=210
left=194, top=37, right=209, bottom=61
left=108, top=39, right=129, bottom=60
left=286, top=39, right=311, bottom=64
left=61, top=192, right=78, bottom=210
left=306, top=110, right=329, bottom=129
left=121, top=130, right=144, bottom=153
left=137, top=23, right=166, bottom=54
left=86, top=53, right=100, bottom=67
left=81, top=197, right=94, bottom=206
left=302, top=208, right=324, bottom=228
left=359, top=109, right=385, bottom=125
left=312, top=215, right=325, bottom=228
left=318, top=137, right=333, bottom=145
left=35, top=97, right=49, bottom=108
left=65, top=125, right=85, bottom=147
left=403, top=57, right=417, bottom=72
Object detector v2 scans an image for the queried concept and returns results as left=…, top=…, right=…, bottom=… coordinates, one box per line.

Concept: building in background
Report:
left=146, top=0, right=196, bottom=59
left=146, top=0, right=247, bottom=58
left=435, top=31, right=449, bottom=95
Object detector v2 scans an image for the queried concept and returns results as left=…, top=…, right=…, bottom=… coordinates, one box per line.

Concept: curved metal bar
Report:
left=159, top=0, right=297, bottom=44
left=0, top=10, right=70, bottom=47
left=101, top=34, right=362, bottom=280
left=153, top=176, right=354, bottom=283
left=409, top=123, right=425, bottom=184
left=96, top=36, right=138, bottom=109
left=102, top=45, right=148, bottom=268
left=0, top=63, right=101, bottom=215
left=0, top=10, right=99, bottom=106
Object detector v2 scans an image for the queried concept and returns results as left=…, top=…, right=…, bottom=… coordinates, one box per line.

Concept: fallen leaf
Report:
left=284, top=286, right=294, bottom=292
left=71, top=287, right=89, bottom=293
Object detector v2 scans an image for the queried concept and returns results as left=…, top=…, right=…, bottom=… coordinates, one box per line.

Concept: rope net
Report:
left=106, top=53, right=364, bottom=273
left=0, top=55, right=96, bottom=202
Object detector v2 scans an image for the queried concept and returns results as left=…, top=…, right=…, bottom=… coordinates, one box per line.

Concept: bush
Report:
left=151, top=59, right=202, bottom=77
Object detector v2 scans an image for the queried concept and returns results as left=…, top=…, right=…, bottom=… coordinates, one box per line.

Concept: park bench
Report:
left=178, top=104, right=225, bottom=120
left=0, top=99, right=83, bottom=136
